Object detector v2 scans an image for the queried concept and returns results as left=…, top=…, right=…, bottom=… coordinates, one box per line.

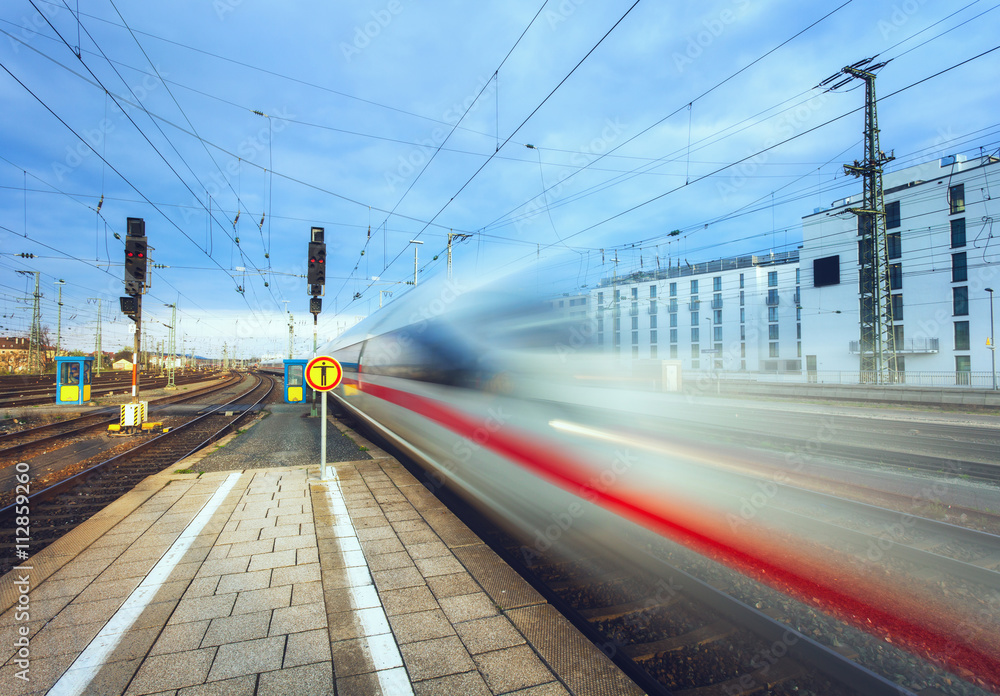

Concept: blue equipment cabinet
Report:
left=284, top=359, right=308, bottom=403
left=55, top=356, right=94, bottom=404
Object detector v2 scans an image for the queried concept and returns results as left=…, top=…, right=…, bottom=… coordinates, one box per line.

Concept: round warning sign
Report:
left=305, top=355, right=343, bottom=391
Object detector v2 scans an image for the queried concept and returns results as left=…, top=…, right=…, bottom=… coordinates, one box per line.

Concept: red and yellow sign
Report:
left=305, top=356, right=343, bottom=392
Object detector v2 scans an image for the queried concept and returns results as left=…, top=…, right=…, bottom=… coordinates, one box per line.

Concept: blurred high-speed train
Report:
left=314, top=274, right=996, bottom=683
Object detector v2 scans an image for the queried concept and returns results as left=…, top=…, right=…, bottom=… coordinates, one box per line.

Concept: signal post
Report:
left=118, top=217, right=150, bottom=432
left=307, top=227, right=326, bottom=416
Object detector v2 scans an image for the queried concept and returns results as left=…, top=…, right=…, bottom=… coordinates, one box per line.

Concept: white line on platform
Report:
left=325, top=472, right=414, bottom=696
left=48, top=472, right=242, bottom=696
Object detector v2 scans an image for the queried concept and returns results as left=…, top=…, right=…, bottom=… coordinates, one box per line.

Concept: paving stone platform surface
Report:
left=0, top=407, right=644, bottom=696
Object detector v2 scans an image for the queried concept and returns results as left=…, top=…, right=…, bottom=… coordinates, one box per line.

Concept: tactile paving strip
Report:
left=507, top=603, right=648, bottom=696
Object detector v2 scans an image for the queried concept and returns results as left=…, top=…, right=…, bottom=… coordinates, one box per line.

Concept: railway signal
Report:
left=124, top=217, right=148, bottom=295
left=308, top=228, right=326, bottom=290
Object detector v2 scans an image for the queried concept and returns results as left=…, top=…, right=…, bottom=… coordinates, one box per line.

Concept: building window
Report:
left=949, top=183, right=965, bottom=214
left=714, top=326, right=722, bottom=342
left=650, top=284, right=657, bottom=298
left=632, top=316, right=639, bottom=330
left=952, top=252, right=967, bottom=282
left=670, top=313, right=678, bottom=328
left=670, top=328, right=678, bottom=343
left=691, top=311, right=699, bottom=325
left=631, top=301, right=638, bottom=316
left=885, top=200, right=900, bottom=229
left=891, top=294, right=903, bottom=321
left=797, top=323, right=802, bottom=340
left=893, top=324, right=904, bottom=345
left=670, top=344, right=678, bottom=358
left=955, top=321, right=970, bottom=350
left=769, top=342, right=779, bottom=357
left=714, top=309, right=722, bottom=324
left=953, top=286, right=968, bottom=316
left=597, top=318, right=604, bottom=332
left=889, top=263, right=902, bottom=290
left=768, top=306, right=778, bottom=322
left=632, top=330, right=639, bottom=345
left=796, top=306, right=801, bottom=321
left=768, top=271, right=778, bottom=287
left=632, top=346, right=639, bottom=358
left=650, top=345, right=658, bottom=358
left=650, top=330, right=658, bottom=344
left=741, top=343, right=746, bottom=358
left=888, top=232, right=901, bottom=259
left=713, top=276, right=722, bottom=292
left=740, top=308, right=745, bottom=323
left=631, top=287, right=638, bottom=299
left=767, top=289, right=779, bottom=305
left=649, top=300, right=657, bottom=315
left=691, top=327, right=700, bottom=343
left=739, top=273, right=745, bottom=289
left=739, top=290, right=745, bottom=306
left=614, top=317, right=620, bottom=332
left=669, top=282, right=677, bottom=296
left=691, top=279, right=699, bottom=294
left=597, top=292, right=604, bottom=306
left=956, top=355, right=971, bottom=384
left=951, top=218, right=966, bottom=248
left=769, top=324, right=779, bottom=340
left=650, top=315, right=658, bottom=328
left=740, top=325, right=746, bottom=341
left=691, top=345, right=700, bottom=359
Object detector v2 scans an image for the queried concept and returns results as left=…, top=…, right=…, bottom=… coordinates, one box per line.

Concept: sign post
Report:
left=305, top=355, right=343, bottom=480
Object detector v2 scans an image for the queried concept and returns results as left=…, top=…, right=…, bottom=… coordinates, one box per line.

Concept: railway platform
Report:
left=0, top=405, right=642, bottom=695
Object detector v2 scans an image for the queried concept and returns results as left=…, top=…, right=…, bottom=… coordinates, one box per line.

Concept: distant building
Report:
left=800, top=153, right=1000, bottom=383
left=588, top=251, right=801, bottom=373
left=545, top=293, right=590, bottom=320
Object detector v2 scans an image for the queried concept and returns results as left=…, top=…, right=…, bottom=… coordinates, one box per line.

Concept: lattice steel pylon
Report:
left=838, top=60, right=897, bottom=383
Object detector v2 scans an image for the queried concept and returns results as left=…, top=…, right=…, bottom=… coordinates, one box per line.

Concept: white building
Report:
left=589, top=251, right=801, bottom=373
left=800, top=154, right=1000, bottom=383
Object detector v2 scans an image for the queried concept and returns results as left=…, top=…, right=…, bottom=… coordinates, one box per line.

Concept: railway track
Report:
left=0, top=370, right=223, bottom=408
left=0, top=372, right=274, bottom=577
left=0, top=372, right=243, bottom=466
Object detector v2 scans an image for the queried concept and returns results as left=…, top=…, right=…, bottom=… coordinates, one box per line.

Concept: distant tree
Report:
left=114, top=349, right=133, bottom=362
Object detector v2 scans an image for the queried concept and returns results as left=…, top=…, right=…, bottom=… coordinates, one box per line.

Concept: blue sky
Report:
left=1, top=0, right=997, bottom=358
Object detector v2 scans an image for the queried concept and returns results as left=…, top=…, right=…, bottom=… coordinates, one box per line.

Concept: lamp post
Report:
left=409, top=240, right=424, bottom=286
left=987, top=287, right=996, bottom=390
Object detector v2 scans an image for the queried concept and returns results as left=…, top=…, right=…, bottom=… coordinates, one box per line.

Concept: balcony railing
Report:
left=849, top=338, right=940, bottom=354
left=688, top=301, right=701, bottom=311
left=668, top=301, right=678, bottom=313
left=711, top=298, right=723, bottom=309
left=766, top=294, right=779, bottom=306
left=648, top=304, right=658, bottom=315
